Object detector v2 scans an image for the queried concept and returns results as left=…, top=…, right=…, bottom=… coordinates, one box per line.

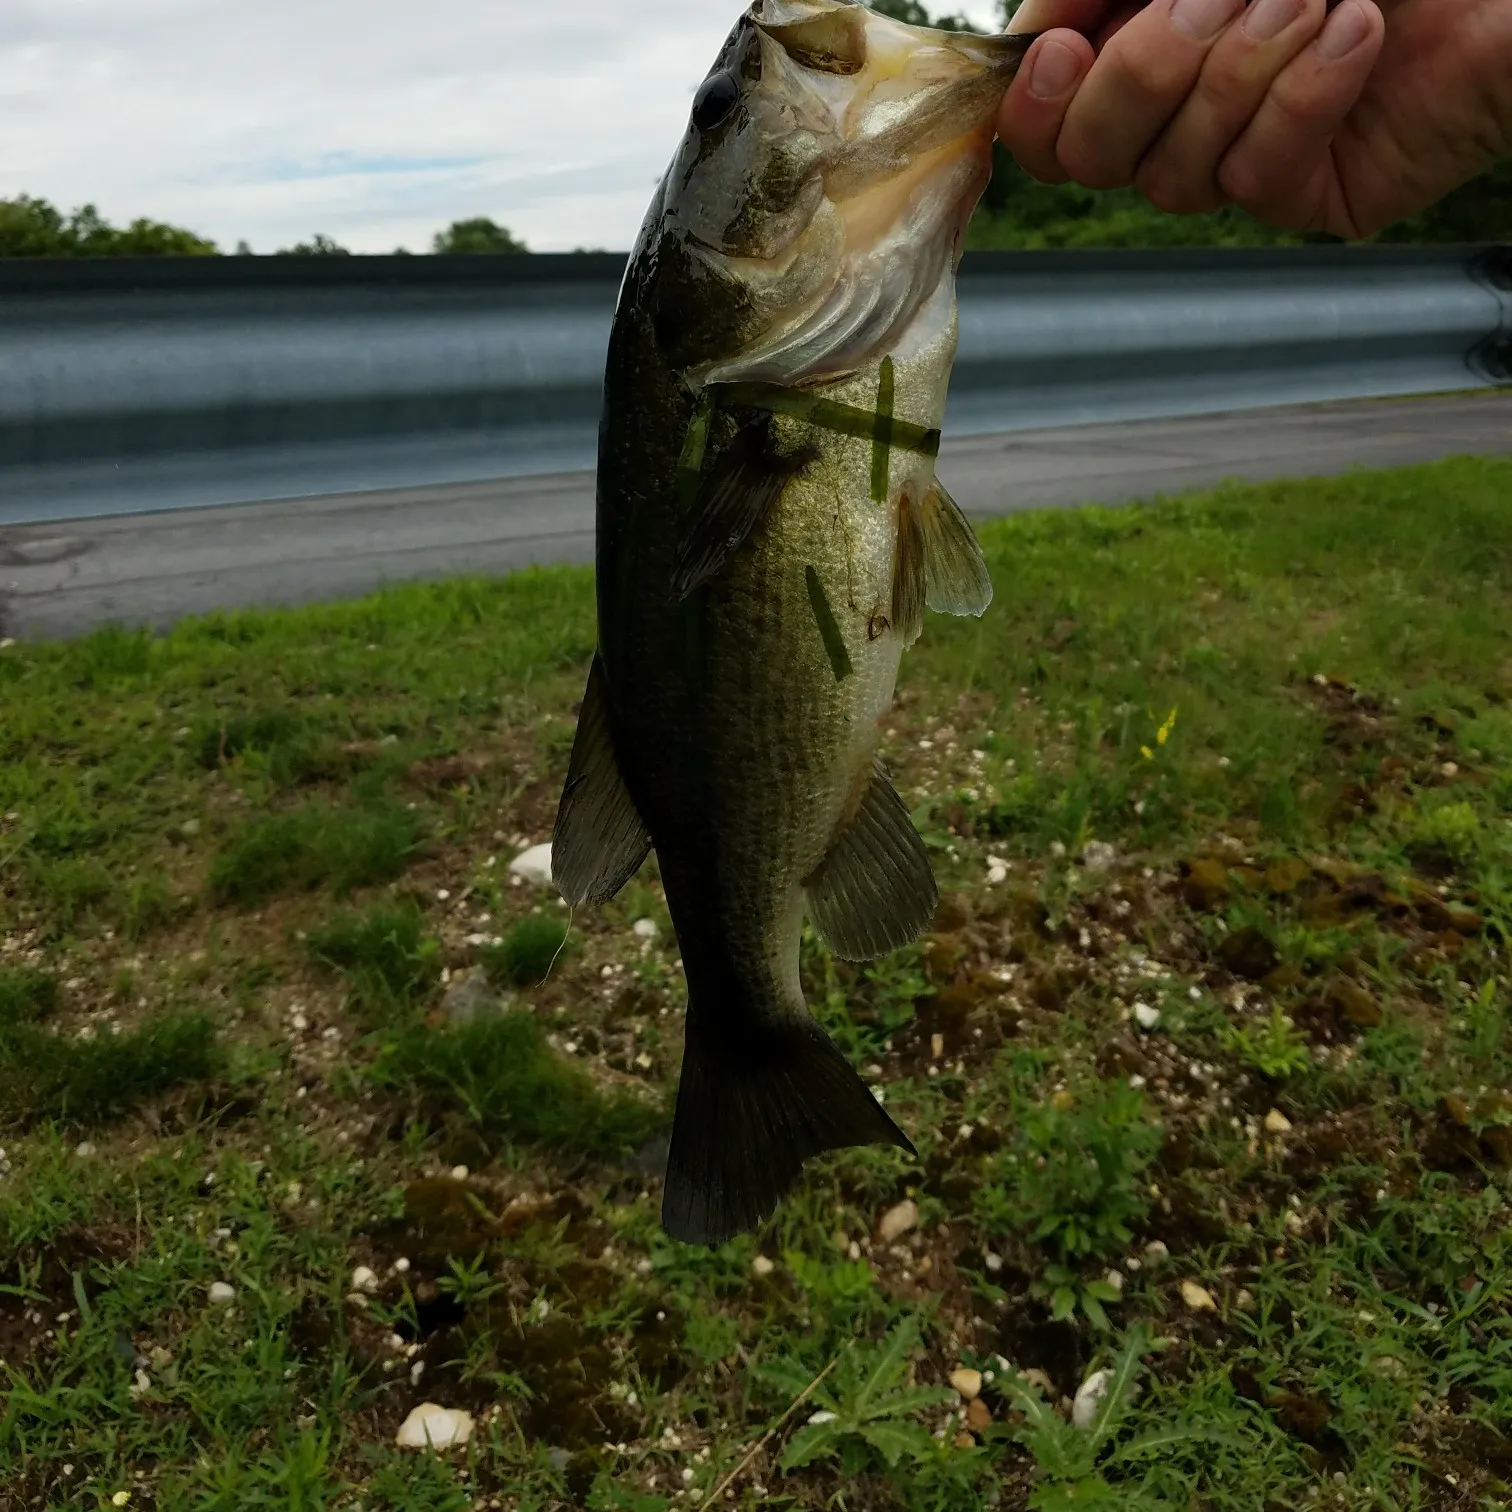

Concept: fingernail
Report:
left=1243, top=0, right=1304, bottom=43
left=1028, top=38, right=1081, bottom=99
left=1170, top=0, right=1244, bottom=42
left=1318, top=0, right=1370, bottom=59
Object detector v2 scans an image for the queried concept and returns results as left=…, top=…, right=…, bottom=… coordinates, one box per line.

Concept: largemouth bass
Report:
left=553, top=0, right=1033, bottom=1244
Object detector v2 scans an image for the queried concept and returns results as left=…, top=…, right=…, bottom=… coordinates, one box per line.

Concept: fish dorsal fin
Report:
left=920, top=479, right=993, bottom=617
left=891, top=486, right=927, bottom=648
left=551, top=653, right=652, bottom=905
left=671, top=416, right=814, bottom=599
left=804, top=758, right=938, bottom=961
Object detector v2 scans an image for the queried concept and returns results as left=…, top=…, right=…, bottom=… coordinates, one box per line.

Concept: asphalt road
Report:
left=3, top=391, right=1509, bottom=643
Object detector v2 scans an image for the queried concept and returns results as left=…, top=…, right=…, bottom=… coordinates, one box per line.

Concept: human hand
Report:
left=995, top=0, right=1512, bottom=239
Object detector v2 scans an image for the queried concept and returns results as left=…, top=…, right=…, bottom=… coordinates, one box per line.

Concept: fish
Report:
left=552, top=0, right=1035, bottom=1245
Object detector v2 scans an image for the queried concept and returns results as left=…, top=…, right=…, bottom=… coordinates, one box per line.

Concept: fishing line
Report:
left=544, top=903, right=575, bottom=982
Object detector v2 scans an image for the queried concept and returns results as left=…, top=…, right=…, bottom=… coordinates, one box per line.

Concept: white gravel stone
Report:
left=1143, top=1240, right=1170, bottom=1263
left=1072, top=1369, right=1112, bottom=1429
left=1133, top=1003, right=1161, bottom=1031
left=1081, top=840, right=1117, bottom=872
left=1263, top=1108, right=1293, bottom=1134
left=395, top=1403, right=474, bottom=1450
left=751, top=1255, right=775, bottom=1277
left=806, top=1410, right=838, bottom=1425
left=1179, top=1279, right=1217, bottom=1312
left=508, top=842, right=555, bottom=888
left=208, top=1282, right=236, bottom=1306
left=350, top=1265, right=380, bottom=1294
left=877, top=1199, right=919, bottom=1243
left=632, top=917, right=659, bottom=939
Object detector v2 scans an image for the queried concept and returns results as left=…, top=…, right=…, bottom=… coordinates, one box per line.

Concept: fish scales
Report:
left=554, top=0, right=1034, bottom=1243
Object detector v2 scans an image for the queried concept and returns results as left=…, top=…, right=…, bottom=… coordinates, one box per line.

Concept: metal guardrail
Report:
left=1, top=245, right=1507, bottom=527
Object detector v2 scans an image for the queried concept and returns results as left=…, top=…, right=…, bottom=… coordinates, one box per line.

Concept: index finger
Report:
left=996, top=0, right=1139, bottom=183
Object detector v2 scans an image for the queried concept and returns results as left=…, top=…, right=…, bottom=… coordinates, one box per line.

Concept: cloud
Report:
left=0, top=0, right=1002, bottom=253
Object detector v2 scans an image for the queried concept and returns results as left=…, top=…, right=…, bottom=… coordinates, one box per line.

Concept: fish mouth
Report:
left=696, top=6, right=1034, bottom=388
left=818, top=19, right=1034, bottom=228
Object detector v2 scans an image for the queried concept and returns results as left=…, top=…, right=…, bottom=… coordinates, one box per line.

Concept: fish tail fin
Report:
left=661, top=1005, right=914, bottom=1246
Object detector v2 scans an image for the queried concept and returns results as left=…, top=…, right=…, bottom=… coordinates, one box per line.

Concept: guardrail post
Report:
left=1469, top=244, right=1512, bottom=383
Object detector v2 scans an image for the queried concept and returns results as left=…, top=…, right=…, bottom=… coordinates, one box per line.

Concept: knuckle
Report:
left=1264, top=72, right=1342, bottom=133
left=1216, top=155, right=1310, bottom=229
left=1059, top=139, right=1134, bottom=190
left=1114, top=47, right=1190, bottom=111
left=1215, top=155, right=1263, bottom=206
left=1070, top=161, right=1135, bottom=191
left=1193, top=60, right=1266, bottom=124
left=1137, top=161, right=1220, bottom=215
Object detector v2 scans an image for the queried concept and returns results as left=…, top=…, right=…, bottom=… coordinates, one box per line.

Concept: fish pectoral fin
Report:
left=551, top=653, right=652, bottom=905
left=663, top=1008, right=914, bottom=1246
left=671, top=418, right=814, bottom=600
left=804, top=759, right=938, bottom=961
left=891, top=488, right=926, bottom=647
left=921, top=480, right=993, bottom=618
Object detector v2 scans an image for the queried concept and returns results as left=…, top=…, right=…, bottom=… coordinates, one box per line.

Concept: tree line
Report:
left=0, top=198, right=529, bottom=258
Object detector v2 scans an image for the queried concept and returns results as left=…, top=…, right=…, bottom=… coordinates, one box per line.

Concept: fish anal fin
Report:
left=662, top=1008, right=913, bottom=1246
left=891, top=487, right=926, bottom=647
left=551, top=654, right=652, bottom=905
left=804, top=759, right=938, bottom=961
left=921, top=479, right=993, bottom=618
left=671, top=417, right=815, bottom=600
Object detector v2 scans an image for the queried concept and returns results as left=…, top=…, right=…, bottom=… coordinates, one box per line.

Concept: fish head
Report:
left=646, top=0, right=1034, bottom=383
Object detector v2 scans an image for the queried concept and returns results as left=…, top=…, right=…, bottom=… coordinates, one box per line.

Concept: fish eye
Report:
left=691, top=70, right=740, bottom=133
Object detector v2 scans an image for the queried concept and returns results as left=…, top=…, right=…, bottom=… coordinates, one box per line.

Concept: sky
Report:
left=0, top=0, right=1003, bottom=255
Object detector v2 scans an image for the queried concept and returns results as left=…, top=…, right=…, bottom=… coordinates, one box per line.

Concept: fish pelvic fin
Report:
left=670, top=414, right=816, bottom=600
left=805, top=758, right=938, bottom=961
left=921, top=479, right=993, bottom=618
left=551, top=652, right=652, bottom=905
left=663, top=1006, right=914, bottom=1246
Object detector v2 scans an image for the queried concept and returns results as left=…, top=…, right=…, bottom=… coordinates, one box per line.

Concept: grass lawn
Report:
left=3, top=455, right=1512, bottom=1511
